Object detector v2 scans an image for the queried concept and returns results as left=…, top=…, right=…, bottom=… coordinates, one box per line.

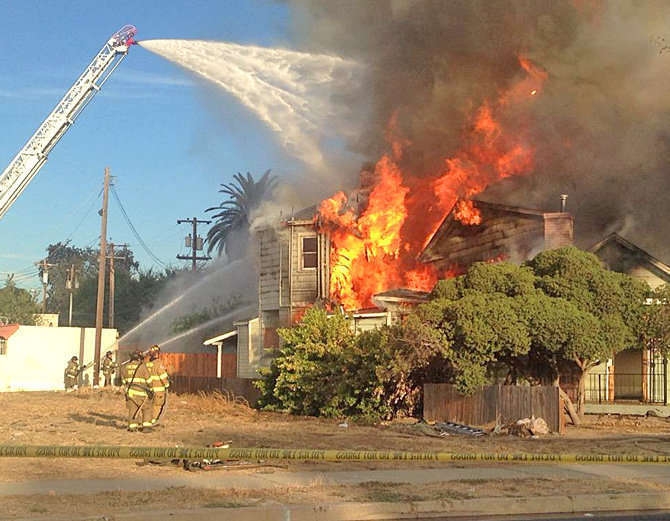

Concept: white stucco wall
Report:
left=0, top=326, right=118, bottom=391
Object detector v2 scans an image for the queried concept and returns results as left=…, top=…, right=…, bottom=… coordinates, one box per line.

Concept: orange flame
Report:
left=318, top=56, right=547, bottom=310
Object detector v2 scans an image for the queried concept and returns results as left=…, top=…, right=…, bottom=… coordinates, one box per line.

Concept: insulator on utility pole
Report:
left=35, top=258, right=55, bottom=314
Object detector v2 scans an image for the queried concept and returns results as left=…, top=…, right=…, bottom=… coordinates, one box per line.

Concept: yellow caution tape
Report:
left=0, top=445, right=668, bottom=464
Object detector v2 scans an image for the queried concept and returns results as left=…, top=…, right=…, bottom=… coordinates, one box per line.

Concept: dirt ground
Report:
left=2, top=388, right=670, bottom=519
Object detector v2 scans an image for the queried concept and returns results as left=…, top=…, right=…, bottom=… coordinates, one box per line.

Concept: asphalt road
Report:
left=440, top=512, right=670, bottom=521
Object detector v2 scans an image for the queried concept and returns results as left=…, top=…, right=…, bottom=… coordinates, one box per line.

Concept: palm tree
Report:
left=205, top=170, right=277, bottom=259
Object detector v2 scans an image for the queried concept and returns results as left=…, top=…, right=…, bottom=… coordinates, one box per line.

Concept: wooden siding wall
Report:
left=170, top=376, right=260, bottom=404
left=429, top=216, right=545, bottom=268
left=290, top=226, right=319, bottom=305
left=237, top=320, right=251, bottom=378
left=259, top=227, right=281, bottom=311
left=423, top=384, right=563, bottom=433
left=318, top=232, right=330, bottom=300
left=159, top=353, right=236, bottom=378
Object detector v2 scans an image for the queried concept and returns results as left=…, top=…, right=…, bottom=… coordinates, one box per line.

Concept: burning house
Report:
left=225, top=193, right=574, bottom=379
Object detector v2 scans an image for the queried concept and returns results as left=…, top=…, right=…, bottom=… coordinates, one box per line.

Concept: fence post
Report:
left=598, top=373, right=603, bottom=403
left=664, top=358, right=668, bottom=406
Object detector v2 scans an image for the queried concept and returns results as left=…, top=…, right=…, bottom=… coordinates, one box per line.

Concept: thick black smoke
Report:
left=287, top=0, right=670, bottom=261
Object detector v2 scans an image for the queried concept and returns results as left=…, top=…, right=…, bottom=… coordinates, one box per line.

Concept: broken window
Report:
left=302, top=236, right=317, bottom=269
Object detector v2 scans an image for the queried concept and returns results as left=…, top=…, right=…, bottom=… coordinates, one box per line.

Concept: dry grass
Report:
left=184, top=389, right=257, bottom=417
left=2, top=390, right=670, bottom=518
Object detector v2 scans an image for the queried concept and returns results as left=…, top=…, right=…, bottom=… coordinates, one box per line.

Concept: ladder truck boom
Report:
left=0, top=24, right=137, bottom=219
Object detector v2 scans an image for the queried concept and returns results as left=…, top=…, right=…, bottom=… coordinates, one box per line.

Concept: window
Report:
left=0, top=337, right=6, bottom=355
left=302, top=236, right=318, bottom=269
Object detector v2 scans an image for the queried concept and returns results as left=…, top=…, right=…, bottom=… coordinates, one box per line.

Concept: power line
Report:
left=110, top=185, right=167, bottom=267
left=62, top=186, right=103, bottom=243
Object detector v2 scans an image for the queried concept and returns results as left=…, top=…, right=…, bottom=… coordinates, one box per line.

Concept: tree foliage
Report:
left=640, top=284, right=670, bottom=357
left=256, top=307, right=359, bottom=417
left=0, top=276, right=39, bottom=325
left=256, top=305, right=461, bottom=419
left=41, top=241, right=176, bottom=333
left=205, top=170, right=277, bottom=260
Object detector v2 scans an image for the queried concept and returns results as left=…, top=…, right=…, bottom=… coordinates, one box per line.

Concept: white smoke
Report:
left=139, top=39, right=364, bottom=173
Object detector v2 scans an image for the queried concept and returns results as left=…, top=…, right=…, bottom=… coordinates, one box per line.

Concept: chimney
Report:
left=560, top=194, right=568, bottom=212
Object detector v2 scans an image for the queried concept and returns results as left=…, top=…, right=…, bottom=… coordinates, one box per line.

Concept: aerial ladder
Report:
left=0, top=25, right=137, bottom=219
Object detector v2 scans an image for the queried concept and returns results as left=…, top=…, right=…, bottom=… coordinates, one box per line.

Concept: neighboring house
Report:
left=221, top=197, right=574, bottom=379
left=0, top=324, right=118, bottom=391
left=591, top=233, right=670, bottom=290
left=587, top=233, right=670, bottom=404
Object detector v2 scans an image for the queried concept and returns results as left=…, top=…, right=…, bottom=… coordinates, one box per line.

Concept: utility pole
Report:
left=177, top=217, right=211, bottom=271
left=35, top=259, right=55, bottom=314
left=94, top=167, right=111, bottom=387
left=65, top=264, right=79, bottom=327
left=107, top=242, right=128, bottom=329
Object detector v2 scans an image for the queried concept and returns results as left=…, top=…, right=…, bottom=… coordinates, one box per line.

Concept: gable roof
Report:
left=372, top=288, right=430, bottom=305
left=590, top=233, right=670, bottom=284
left=420, top=198, right=572, bottom=267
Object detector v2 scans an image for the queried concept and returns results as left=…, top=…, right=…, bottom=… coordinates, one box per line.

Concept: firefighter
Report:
left=146, top=344, right=170, bottom=426
left=121, top=350, right=153, bottom=432
left=64, top=356, right=80, bottom=392
left=101, top=350, right=118, bottom=387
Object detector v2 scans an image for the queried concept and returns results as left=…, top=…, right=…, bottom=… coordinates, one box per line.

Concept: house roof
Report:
left=373, top=288, right=430, bottom=304
left=0, top=324, right=20, bottom=339
left=590, top=233, right=670, bottom=281
left=203, top=330, right=238, bottom=345
left=285, top=204, right=318, bottom=224
left=419, top=198, right=572, bottom=266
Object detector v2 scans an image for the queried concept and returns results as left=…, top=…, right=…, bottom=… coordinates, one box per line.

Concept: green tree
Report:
left=420, top=251, right=647, bottom=417
left=0, top=276, right=39, bottom=324
left=640, top=284, right=670, bottom=357
left=256, top=306, right=454, bottom=420
left=39, top=241, right=176, bottom=333
left=41, top=241, right=98, bottom=321
left=526, top=247, right=648, bottom=412
left=75, top=266, right=176, bottom=334
left=205, top=170, right=277, bottom=260
left=257, top=307, right=357, bottom=416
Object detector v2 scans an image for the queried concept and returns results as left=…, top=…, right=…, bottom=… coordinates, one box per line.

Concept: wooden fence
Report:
left=170, top=375, right=260, bottom=405
left=159, top=352, right=236, bottom=378
left=423, top=383, right=564, bottom=433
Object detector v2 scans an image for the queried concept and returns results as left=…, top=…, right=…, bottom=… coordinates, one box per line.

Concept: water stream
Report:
left=139, top=39, right=360, bottom=168
left=118, top=258, right=256, bottom=349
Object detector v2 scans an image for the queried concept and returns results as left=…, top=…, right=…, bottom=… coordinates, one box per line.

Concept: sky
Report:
left=0, top=0, right=302, bottom=290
